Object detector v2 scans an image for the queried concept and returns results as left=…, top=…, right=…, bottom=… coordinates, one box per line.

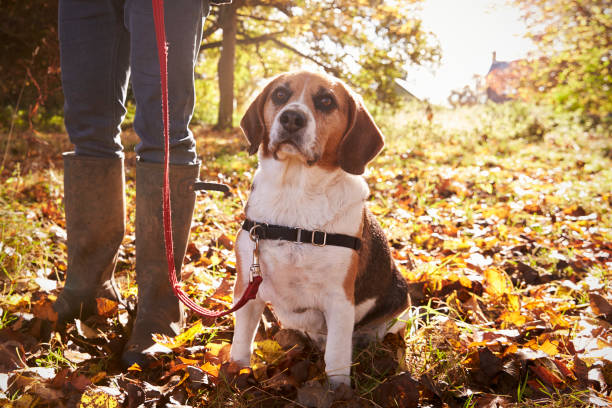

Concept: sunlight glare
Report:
left=405, top=0, right=535, bottom=105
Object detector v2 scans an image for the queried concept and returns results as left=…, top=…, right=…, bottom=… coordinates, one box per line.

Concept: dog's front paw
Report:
left=327, top=374, right=351, bottom=389
left=229, top=345, right=252, bottom=368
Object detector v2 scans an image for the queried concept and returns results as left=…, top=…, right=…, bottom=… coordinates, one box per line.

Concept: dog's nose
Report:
left=279, top=109, right=306, bottom=133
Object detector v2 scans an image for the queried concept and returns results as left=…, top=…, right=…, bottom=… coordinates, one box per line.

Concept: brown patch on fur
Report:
left=316, top=86, right=351, bottom=170
left=342, top=213, right=365, bottom=304
left=354, top=209, right=410, bottom=328
left=342, top=252, right=359, bottom=305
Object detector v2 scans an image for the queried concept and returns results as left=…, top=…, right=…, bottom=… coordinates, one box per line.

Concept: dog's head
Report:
left=240, top=71, right=384, bottom=175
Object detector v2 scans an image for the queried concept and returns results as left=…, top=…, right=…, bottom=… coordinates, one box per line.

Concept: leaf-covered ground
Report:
left=1, top=103, right=611, bottom=407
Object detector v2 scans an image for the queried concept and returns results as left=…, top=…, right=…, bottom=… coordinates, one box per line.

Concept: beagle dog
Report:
left=230, top=71, right=409, bottom=387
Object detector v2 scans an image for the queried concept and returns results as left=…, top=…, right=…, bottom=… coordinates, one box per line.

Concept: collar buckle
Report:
left=311, top=230, right=327, bottom=247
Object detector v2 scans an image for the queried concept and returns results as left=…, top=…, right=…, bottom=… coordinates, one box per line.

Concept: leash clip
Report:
left=249, top=237, right=261, bottom=283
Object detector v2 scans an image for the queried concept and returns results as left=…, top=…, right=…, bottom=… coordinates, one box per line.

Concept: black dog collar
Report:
left=242, top=219, right=361, bottom=251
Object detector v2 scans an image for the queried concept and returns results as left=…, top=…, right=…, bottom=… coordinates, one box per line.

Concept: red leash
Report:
left=151, top=0, right=261, bottom=318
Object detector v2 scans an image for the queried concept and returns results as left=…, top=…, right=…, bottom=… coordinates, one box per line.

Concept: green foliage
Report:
left=202, top=0, right=440, bottom=110
left=512, top=0, right=612, bottom=124
left=0, top=0, right=62, bottom=119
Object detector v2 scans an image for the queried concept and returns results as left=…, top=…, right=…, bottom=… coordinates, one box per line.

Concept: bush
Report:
left=0, top=0, right=62, bottom=126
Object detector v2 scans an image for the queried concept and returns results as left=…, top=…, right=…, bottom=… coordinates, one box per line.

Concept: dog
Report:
left=229, top=71, right=410, bottom=387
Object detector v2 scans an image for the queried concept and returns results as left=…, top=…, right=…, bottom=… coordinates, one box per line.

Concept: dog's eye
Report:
left=272, top=88, right=291, bottom=105
left=314, top=94, right=337, bottom=112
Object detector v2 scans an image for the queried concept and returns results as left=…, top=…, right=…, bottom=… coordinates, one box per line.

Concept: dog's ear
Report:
left=240, top=78, right=277, bottom=155
left=338, top=91, right=384, bottom=175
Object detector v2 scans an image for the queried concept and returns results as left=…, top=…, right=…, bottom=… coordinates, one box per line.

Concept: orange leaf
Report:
left=96, top=298, right=118, bottom=318
left=32, top=298, right=58, bottom=323
left=90, top=371, right=106, bottom=384
left=530, top=364, right=564, bottom=388
left=178, top=356, right=200, bottom=365
left=201, top=362, right=220, bottom=378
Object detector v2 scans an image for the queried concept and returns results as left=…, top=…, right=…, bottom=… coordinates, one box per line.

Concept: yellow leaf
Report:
left=549, top=314, right=570, bottom=329
left=127, top=363, right=141, bottom=371
left=458, top=275, right=472, bottom=289
left=484, top=267, right=512, bottom=297
left=79, top=390, right=119, bottom=408
left=369, top=204, right=388, bottom=216
left=206, top=342, right=231, bottom=364
left=538, top=340, right=559, bottom=356
left=154, top=320, right=203, bottom=349
left=505, top=293, right=521, bottom=312
left=207, top=341, right=230, bottom=357
left=253, top=340, right=285, bottom=365
left=499, top=311, right=527, bottom=327
left=210, top=253, right=221, bottom=267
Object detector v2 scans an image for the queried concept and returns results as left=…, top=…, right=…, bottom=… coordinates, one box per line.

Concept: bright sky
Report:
left=405, top=0, right=535, bottom=105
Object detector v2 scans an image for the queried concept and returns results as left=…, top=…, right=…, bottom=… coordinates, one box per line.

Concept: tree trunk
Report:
left=216, top=2, right=238, bottom=130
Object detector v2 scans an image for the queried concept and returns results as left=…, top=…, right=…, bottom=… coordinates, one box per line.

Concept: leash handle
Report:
left=151, top=0, right=261, bottom=318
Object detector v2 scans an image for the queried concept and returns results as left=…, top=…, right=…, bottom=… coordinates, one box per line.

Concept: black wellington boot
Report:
left=121, top=160, right=199, bottom=369
left=53, top=152, right=125, bottom=326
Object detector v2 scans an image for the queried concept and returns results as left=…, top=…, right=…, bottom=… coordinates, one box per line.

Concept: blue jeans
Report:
left=59, top=0, right=208, bottom=164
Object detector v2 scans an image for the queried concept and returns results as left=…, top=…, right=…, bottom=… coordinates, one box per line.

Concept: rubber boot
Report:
left=121, top=160, right=199, bottom=369
left=53, top=152, right=125, bottom=326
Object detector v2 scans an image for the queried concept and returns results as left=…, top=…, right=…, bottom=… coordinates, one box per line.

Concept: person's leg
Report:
left=60, top=0, right=130, bottom=159
left=121, top=0, right=205, bottom=368
left=125, top=0, right=205, bottom=165
left=54, top=0, right=130, bottom=324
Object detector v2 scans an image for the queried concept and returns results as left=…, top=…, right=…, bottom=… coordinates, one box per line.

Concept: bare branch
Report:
left=200, top=31, right=285, bottom=50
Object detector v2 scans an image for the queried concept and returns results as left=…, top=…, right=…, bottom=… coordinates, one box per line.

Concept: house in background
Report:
left=486, top=51, right=528, bottom=103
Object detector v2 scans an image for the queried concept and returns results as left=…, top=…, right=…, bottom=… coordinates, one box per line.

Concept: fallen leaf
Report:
left=90, top=371, right=106, bottom=384
left=30, top=383, right=64, bottom=401
left=75, top=320, right=101, bottom=339
left=70, top=374, right=92, bottom=392
left=217, top=234, right=234, bottom=250
left=32, top=298, right=58, bottom=323
left=484, top=267, right=512, bottom=297
left=589, top=293, right=612, bottom=321
left=201, top=362, right=219, bottom=378
left=206, top=342, right=231, bottom=364
left=372, top=372, right=419, bottom=408
left=64, top=349, right=92, bottom=364
left=153, top=320, right=204, bottom=349
left=296, top=380, right=334, bottom=408
left=79, top=388, right=120, bottom=408
left=96, top=298, right=118, bottom=318
left=531, top=361, right=564, bottom=388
